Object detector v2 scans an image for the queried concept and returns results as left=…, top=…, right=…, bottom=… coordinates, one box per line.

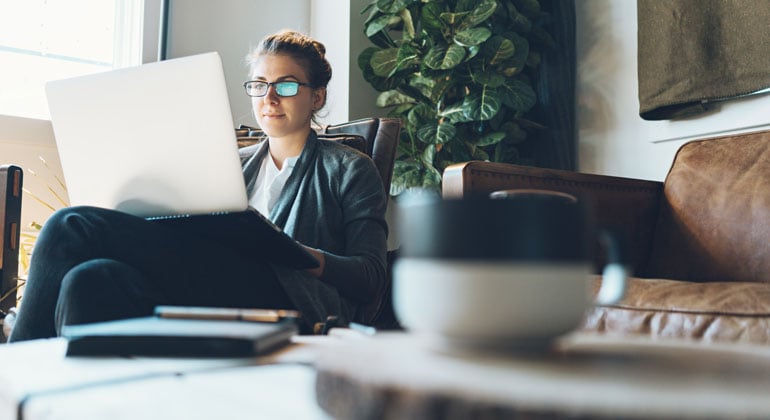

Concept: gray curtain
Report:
left=530, top=0, right=577, bottom=171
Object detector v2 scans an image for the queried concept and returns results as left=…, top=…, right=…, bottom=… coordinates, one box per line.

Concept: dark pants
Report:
left=9, top=206, right=291, bottom=342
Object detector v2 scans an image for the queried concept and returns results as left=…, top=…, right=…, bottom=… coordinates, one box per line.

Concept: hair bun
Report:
left=312, top=40, right=326, bottom=58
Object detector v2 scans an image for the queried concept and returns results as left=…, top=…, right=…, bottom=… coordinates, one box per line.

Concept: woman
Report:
left=9, top=30, right=388, bottom=341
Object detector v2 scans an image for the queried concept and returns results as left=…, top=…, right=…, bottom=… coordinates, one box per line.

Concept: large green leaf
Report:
left=476, top=131, right=506, bottom=147
left=394, top=43, right=419, bottom=74
left=399, top=7, right=416, bottom=39
left=513, top=12, right=533, bottom=33
left=451, top=140, right=475, bottom=163
left=471, top=70, right=505, bottom=88
left=359, top=48, right=398, bottom=91
left=376, top=0, right=411, bottom=14
left=407, top=75, right=439, bottom=103
left=438, top=102, right=472, bottom=123
left=435, top=122, right=457, bottom=144
left=439, top=11, right=470, bottom=26
left=421, top=2, right=445, bottom=32
left=506, top=32, right=530, bottom=70
left=430, top=76, right=454, bottom=103
left=416, top=123, right=436, bottom=144
left=370, top=48, right=399, bottom=77
left=455, top=0, right=478, bottom=13
left=472, top=146, right=490, bottom=161
left=369, top=43, right=417, bottom=78
left=357, top=47, right=378, bottom=72
left=390, top=160, right=422, bottom=195
left=500, top=79, right=536, bottom=112
left=459, top=0, right=497, bottom=30
left=407, top=103, right=434, bottom=127
left=507, top=4, right=533, bottom=33
left=421, top=163, right=443, bottom=189
left=501, top=121, right=528, bottom=144
left=464, top=45, right=481, bottom=62
left=376, top=90, right=415, bottom=107
left=390, top=159, right=441, bottom=195
left=392, top=102, right=414, bottom=115
left=399, top=83, right=432, bottom=105
left=484, top=36, right=515, bottom=65
left=416, top=121, right=456, bottom=145
left=463, top=86, right=502, bottom=121
left=453, top=27, right=491, bottom=47
left=365, top=14, right=401, bottom=37
left=424, top=44, right=466, bottom=70
left=422, top=144, right=436, bottom=165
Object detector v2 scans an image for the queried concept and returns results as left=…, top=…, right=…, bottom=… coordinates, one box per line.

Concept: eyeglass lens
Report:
left=245, top=81, right=301, bottom=97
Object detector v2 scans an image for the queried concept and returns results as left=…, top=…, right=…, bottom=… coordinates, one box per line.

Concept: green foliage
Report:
left=359, top=0, right=552, bottom=195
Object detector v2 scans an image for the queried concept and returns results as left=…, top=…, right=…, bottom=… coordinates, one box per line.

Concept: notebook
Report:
left=62, top=315, right=298, bottom=357
left=45, top=52, right=318, bottom=268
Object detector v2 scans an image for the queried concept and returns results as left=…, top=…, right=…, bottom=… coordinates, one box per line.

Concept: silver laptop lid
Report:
left=45, top=52, right=248, bottom=218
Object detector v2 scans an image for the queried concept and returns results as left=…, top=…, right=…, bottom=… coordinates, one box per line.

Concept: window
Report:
left=0, top=0, right=145, bottom=120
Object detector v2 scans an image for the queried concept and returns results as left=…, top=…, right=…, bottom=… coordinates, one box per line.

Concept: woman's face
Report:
left=250, top=54, right=325, bottom=142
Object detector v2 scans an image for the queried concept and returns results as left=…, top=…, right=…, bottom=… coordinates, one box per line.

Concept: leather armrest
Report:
left=442, top=161, right=664, bottom=273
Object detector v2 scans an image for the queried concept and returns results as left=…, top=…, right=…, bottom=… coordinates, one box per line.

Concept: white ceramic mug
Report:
left=393, top=190, right=628, bottom=349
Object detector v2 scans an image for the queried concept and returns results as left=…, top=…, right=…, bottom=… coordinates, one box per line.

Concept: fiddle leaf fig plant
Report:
left=359, top=0, right=553, bottom=195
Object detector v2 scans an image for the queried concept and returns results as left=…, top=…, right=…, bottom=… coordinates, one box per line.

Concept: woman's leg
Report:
left=54, top=259, right=160, bottom=335
left=9, top=206, right=291, bottom=342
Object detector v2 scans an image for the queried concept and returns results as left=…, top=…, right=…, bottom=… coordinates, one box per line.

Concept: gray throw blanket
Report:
left=637, top=0, right=770, bottom=120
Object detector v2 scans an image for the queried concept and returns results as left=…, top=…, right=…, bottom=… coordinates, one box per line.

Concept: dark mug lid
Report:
left=397, top=192, right=591, bottom=262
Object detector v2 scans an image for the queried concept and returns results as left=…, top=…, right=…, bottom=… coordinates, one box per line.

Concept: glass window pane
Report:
left=0, top=0, right=143, bottom=120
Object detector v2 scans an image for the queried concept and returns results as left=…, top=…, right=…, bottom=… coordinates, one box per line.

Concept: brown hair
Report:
left=246, top=30, right=332, bottom=90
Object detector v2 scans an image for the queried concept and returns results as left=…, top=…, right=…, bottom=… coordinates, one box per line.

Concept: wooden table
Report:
left=3, top=331, right=770, bottom=419
left=314, top=332, right=770, bottom=419
left=0, top=337, right=330, bottom=420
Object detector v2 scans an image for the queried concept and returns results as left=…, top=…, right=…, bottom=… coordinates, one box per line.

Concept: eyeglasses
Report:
left=243, top=80, right=311, bottom=97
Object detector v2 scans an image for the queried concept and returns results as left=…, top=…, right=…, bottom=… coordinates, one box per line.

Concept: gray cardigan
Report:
left=239, top=131, right=388, bottom=328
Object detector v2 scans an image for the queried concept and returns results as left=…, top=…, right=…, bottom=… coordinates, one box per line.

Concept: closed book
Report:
left=62, top=316, right=298, bottom=358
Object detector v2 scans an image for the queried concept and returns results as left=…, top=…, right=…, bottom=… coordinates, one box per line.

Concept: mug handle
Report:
left=595, top=229, right=630, bottom=305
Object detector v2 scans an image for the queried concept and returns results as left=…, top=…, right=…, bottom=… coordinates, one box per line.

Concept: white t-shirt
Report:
left=248, top=153, right=299, bottom=215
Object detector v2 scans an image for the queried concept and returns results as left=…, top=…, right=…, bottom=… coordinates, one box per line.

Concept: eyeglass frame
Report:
left=243, top=80, right=313, bottom=97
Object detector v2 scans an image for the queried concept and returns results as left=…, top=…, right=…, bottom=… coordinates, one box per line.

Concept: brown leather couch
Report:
left=442, top=129, right=770, bottom=344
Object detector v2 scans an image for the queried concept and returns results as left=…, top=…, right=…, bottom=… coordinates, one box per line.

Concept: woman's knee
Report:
left=37, top=207, right=105, bottom=247
left=55, top=259, right=157, bottom=332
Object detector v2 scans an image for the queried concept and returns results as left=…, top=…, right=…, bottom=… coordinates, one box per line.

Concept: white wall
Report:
left=347, top=1, right=388, bottom=121
left=165, top=0, right=312, bottom=128
left=576, top=0, right=770, bottom=182
left=0, top=116, right=65, bottom=235
left=164, top=0, right=383, bottom=128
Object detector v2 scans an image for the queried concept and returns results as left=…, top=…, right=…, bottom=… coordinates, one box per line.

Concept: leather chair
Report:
left=0, top=166, right=22, bottom=317
left=442, top=129, right=770, bottom=344
left=237, top=117, right=402, bottom=329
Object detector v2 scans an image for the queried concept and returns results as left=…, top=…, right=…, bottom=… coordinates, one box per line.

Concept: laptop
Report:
left=45, top=52, right=318, bottom=269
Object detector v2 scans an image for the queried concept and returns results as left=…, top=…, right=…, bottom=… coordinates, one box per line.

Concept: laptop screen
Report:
left=45, top=52, right=248, bottom=218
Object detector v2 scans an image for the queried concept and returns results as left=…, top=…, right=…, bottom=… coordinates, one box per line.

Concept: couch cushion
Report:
left=643, top=129, right=770, bottom=283
left=583, top=276, right=770, bottom=344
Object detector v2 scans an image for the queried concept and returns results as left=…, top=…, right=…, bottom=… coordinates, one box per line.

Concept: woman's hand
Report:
left=303, top=246, right=325, bottom=278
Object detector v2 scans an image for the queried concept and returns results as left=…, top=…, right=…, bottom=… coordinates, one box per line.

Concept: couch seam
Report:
left=469, top=170, right=661, bottom=194
left=596, top=304, right=770, bottom=318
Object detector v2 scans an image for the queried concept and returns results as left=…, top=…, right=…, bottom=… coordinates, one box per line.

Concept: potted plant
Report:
left=358, top=0, right=553, bottom=195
